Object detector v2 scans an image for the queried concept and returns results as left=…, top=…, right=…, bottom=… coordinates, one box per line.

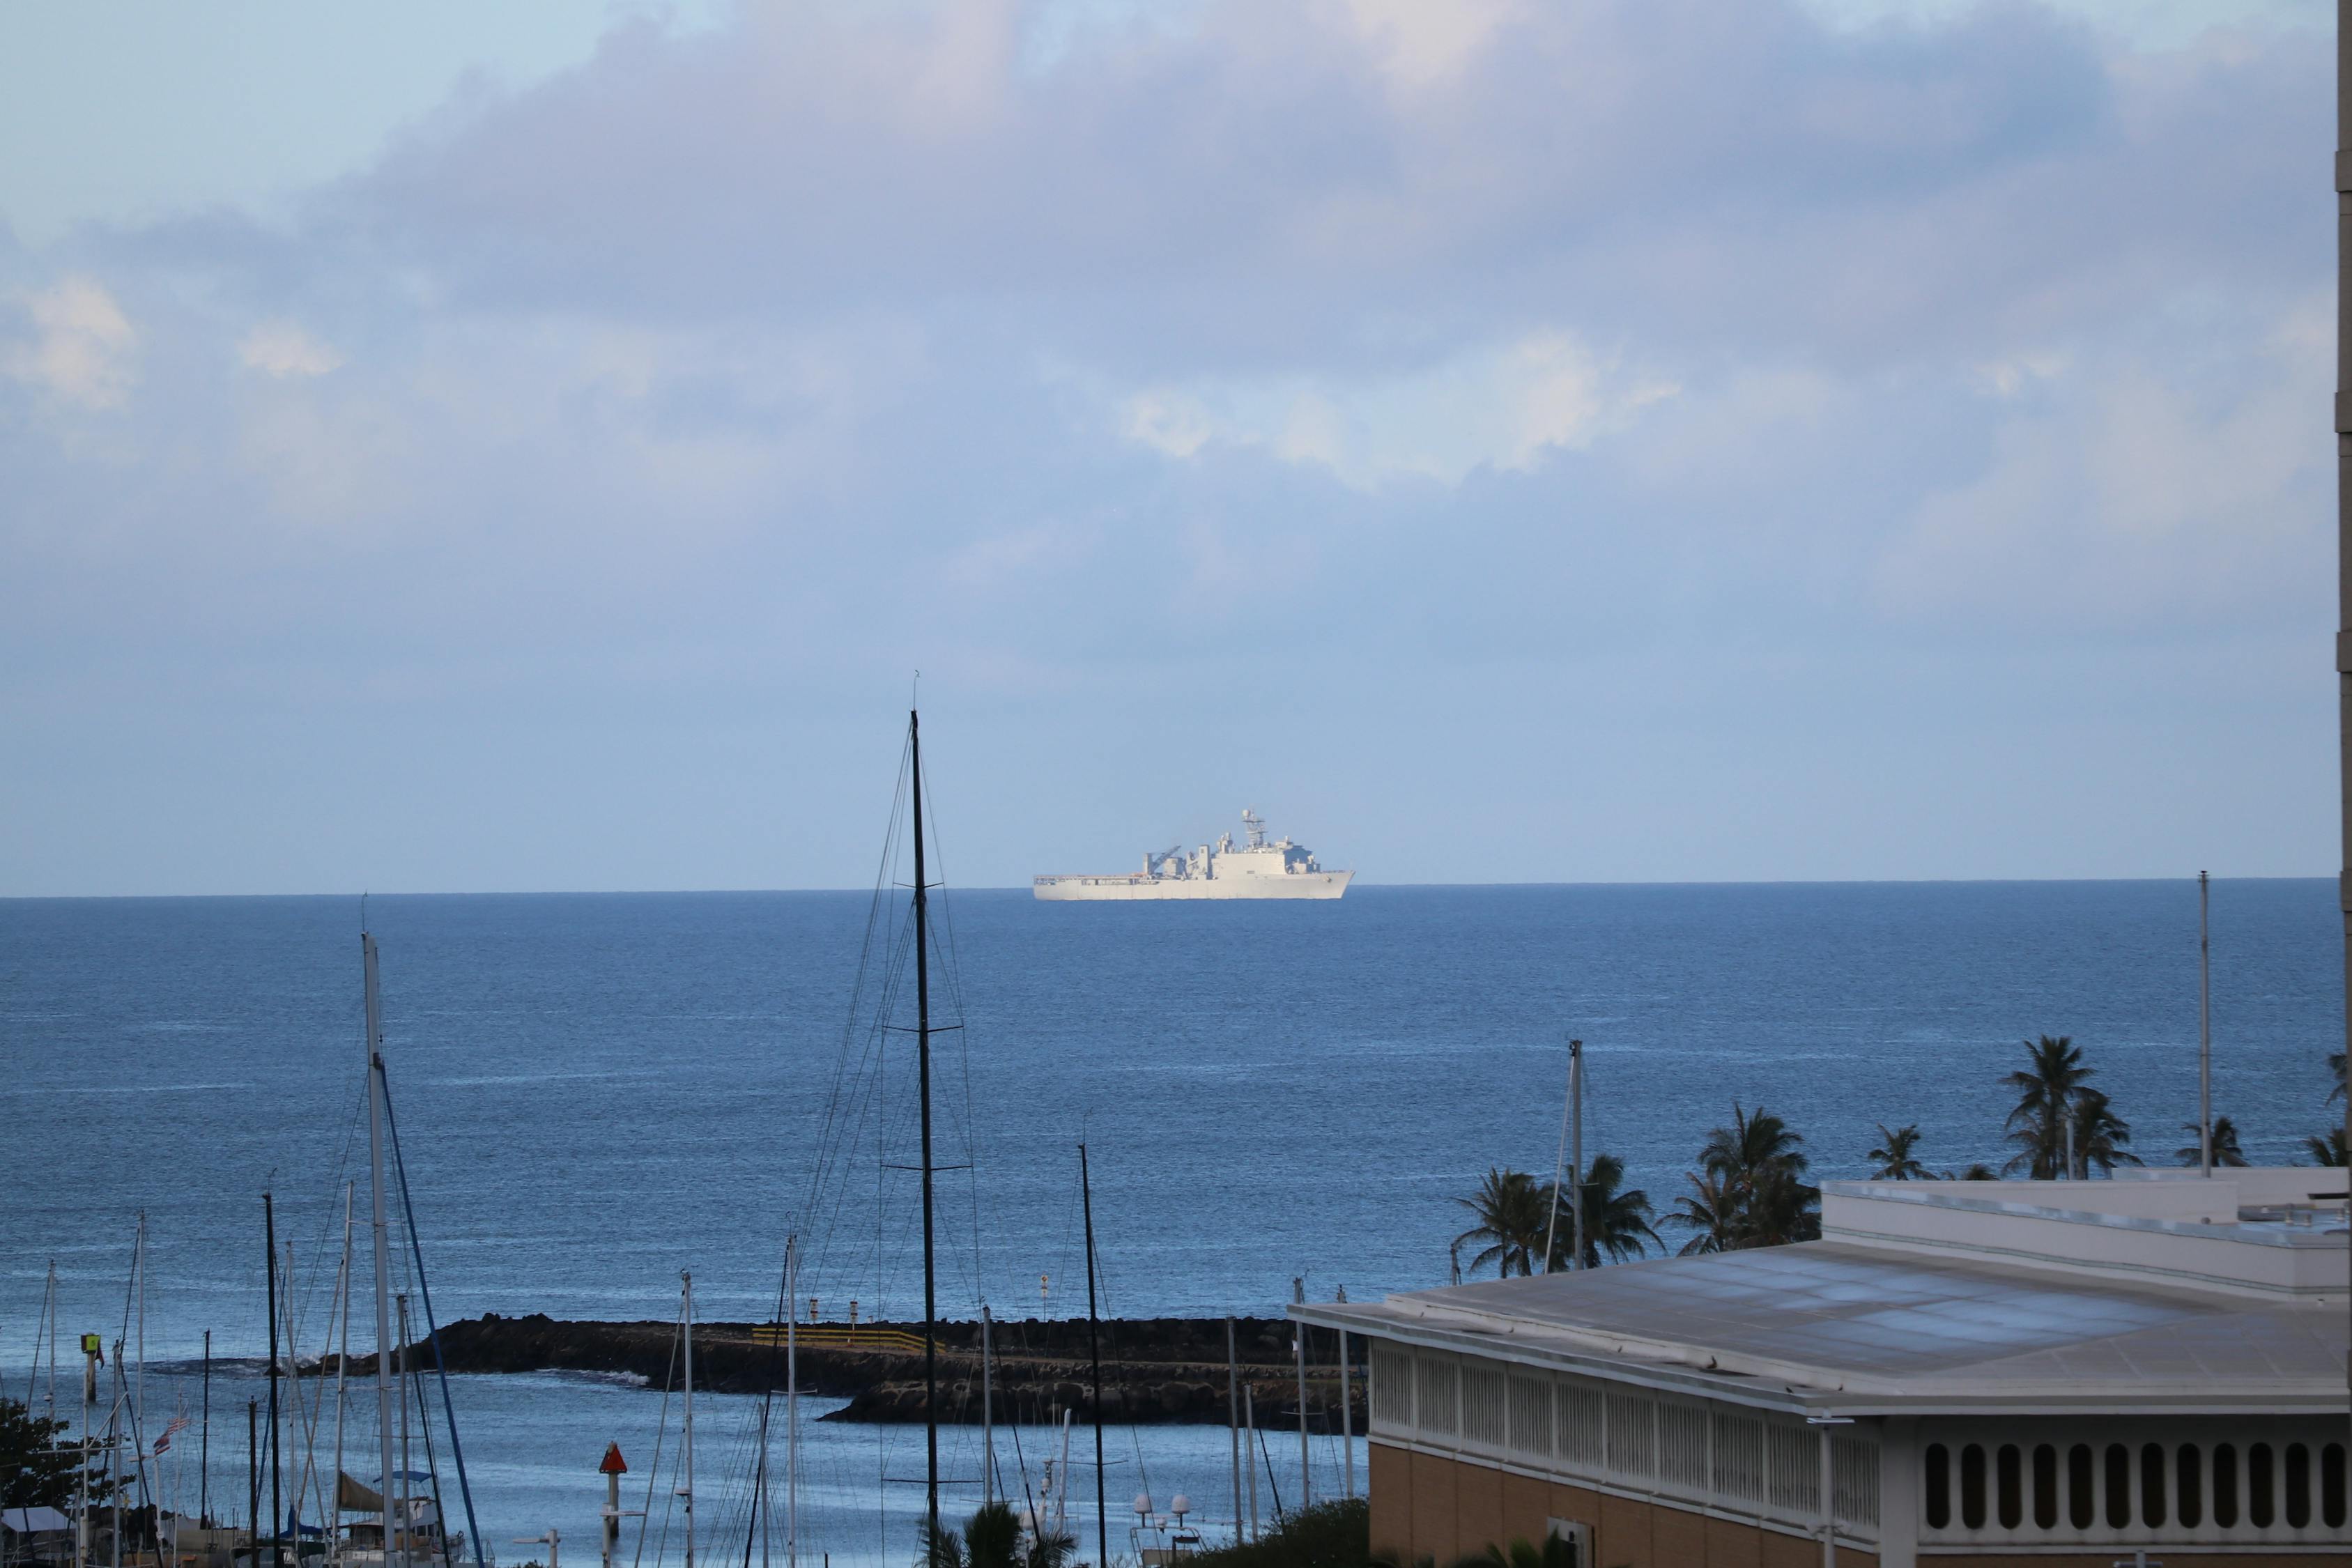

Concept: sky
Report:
left=0, top=0, right=2338, bottom=894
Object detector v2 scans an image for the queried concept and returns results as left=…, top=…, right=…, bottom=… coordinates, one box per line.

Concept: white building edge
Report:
left=1295, top=1170, right=2349, bottom=1565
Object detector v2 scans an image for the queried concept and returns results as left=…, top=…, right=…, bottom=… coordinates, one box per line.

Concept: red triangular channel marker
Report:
left=600, top=1443, right=629, bottom=1475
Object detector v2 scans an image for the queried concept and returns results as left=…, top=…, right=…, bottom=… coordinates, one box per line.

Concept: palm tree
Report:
left=2305, top=1128, right=2349, bottom=1167
left=2174, top=1114, right=2247, bottom=1168
left=1867, top=1123, right=1928, bottom=1181
left=2003, top=1035, right=2091, bottom=1178
left=923, top=1501, right=1073, bottom=1568
left=1544, top=1153, right=1659, bottom=1270
left=2331, top=1050, right=2346, bottom=1105
left=1667, top=1169, right=1737, bottom=1256
left=1696, top=1103, right=1818, bottom=1248
left=2068, top=1088, right=2140, bottom=1177
left=1939, top=1162, right=2000, bottom=1181
left=1454, top=1168, right=1550, bottom=1277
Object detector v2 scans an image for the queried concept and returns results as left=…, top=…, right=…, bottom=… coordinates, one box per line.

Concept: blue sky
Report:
left=0, top=0, right=2336, bottom=893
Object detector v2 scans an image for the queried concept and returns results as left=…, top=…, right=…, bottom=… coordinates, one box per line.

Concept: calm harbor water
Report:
left=1, top=882, right=2342, bottom=1561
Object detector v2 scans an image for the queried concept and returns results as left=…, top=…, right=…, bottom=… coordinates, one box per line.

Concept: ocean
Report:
left=1, top=882, right=2342, bottom=1562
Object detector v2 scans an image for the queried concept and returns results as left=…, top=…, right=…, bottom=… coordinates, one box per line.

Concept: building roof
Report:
left=1294, top=1173, right=2348, bottom=1415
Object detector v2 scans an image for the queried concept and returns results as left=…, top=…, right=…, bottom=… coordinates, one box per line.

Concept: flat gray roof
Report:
left=1298, top=1241, right=2346, bottom=1412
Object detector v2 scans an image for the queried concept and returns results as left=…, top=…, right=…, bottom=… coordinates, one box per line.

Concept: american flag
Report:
left=152, top=1415, right=189, bottom=1456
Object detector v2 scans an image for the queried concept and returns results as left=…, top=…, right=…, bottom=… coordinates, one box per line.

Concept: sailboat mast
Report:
left=1078, top=1144, right=1105, bottom=1568
left=1569, top=1041, right=1584, bottom=1272
left=785, top=1239, right=798, bottom=1568
left=682, top=1272, right=695, bottom=1568
left=362, top=936, right=399, bottom=1568
left=265, top=1196, right=282, bottom=1558
left=909, top=709, right=940, bottom=1541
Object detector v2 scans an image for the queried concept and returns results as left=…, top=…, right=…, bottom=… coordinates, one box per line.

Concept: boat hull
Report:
left=1032, top=870, right=1353, bottom=900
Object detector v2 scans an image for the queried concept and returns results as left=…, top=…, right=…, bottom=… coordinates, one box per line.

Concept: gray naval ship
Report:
left=1033, top=808, right=1353, bottom=900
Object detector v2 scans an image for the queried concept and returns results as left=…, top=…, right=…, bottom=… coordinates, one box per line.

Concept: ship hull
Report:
left=1033, top=870, right=1353, bottom=901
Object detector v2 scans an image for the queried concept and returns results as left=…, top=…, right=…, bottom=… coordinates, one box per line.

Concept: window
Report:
left=2175, top=1443, right=2202, bottom=1528
left=2140, top=1443, right=2167, bottom=1527
left=2213, top=1443, right=2239, bottom=1528
left=1658, top=1401, right=1706, bottom=1491
left=1924, top=1445, right=1951, bottom=1530
left=1463, top=1367, right=1507, bottom=1447
left=2325, top=1443, right=2347, bottom=1530
left=1557, top=1382, right=1603, bottom=1469
left=2285, top=1444, right=2311, bottom=1530
left=1996, top=1445, right=2022, bottom=1530
left=2068, top=1445, right=2095, bottom=1530
left=1415, top=1358, right=1457, bottom=1437
left=1960, top=1444, right=1987, bottom=1530
left=1370, top=1348, right=1412, bottom=1428
left=2032, top=1445, right=2058, bottom=1530
left=2250, top=1443, right=2275, bottom=1528
left=1604, top=1392, right=1654, bottom=1479
left=2105, top=1445, right=2131, bottom=1529
left=1507, top=1376, right=1551, bottom=1459
left=1713, top=1411, right=1762, bottom=1503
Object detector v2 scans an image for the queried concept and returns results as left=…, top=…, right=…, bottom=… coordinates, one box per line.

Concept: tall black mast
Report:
left=1079, top=1144, right=1106, bottom=1568
left=263, top=1193, right=281, bottom=1560
left=910, top=709, right=940, bottom=1542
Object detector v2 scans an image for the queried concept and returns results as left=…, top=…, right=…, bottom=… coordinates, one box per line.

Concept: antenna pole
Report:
left=2199, top=870, right=2213, bottom=1176
left=910, top=709, right=940, bottom=1543
left=363, top=936, right=398, bottom=1568
left=1079, top=1144, right=1106, bottom=1568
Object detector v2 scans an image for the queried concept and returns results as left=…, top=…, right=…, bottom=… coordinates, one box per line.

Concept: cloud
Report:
left=0, top=0, right=2335, bottom=889
left=237, top=322, right=344, bottom=378
left=1116, top=330, right=1677, bottom=489
left=4, top=275, right=137, bottom=408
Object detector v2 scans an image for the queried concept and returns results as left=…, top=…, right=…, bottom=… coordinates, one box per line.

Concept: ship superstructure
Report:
left=1033, top=809, right=1353, bottom=900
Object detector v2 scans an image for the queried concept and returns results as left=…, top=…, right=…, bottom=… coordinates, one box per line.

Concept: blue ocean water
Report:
left=1, top=882, right=2342, bottom=1562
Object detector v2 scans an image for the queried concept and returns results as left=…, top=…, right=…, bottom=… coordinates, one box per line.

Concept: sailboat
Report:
left=334, top=932, right=482, bottom=1568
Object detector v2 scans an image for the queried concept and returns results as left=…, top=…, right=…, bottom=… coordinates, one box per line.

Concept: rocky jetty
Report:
left=341, top=1313, right=1365, bottom=1430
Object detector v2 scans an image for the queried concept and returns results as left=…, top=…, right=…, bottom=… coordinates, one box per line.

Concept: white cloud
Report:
left=1118, top=329, right=1677, bottom=488
left=238, top=322, right=344, bottom=378
left=5, top=275, right=137, bottom=409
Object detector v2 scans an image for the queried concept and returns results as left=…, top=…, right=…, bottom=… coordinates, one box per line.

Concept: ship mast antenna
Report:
left=1242, top=808, right=1266, bottom=850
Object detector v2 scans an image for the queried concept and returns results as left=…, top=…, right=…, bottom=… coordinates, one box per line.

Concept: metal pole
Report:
left=394, top=1296, right=410, bottom=1565
left=78, top=1339, right=94, bottom=1568
left=1243, top=1388, right=1259, bottom=1542
left=1224, top=1321, right=1242, bottom=1546
left=247, top=1401, right=257, bottom=1568
left=2199, top=870, right=2213, bottom=1176
left=264, top=1198, right=281, bottom=1561
left=682, top=1273, right=695, bottom=1568
left=362, top=937, right=399, bottom=1568
left=910, top=710, right=941, bottom=1546
left=1543, top=1040, right=1574, bottom=1273
left=201, top=1332, right=211, bottom=1528
left=1291, top=1279, right=1309, bottom=1511
left=1818, top=1424, right=1833, bottom=1568
left=1079, top=1144, right=1107, bottom=1568
left=1336, top=1325, right=1353, bottom=1500
left=785, top=1240, right=798, bottom=1568
left=1569, top=1043, right=1584, bottom=1270
left=980, top=1305, right=994, bottom=1507
left=2336, top=0, right=2352, bottom=1468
